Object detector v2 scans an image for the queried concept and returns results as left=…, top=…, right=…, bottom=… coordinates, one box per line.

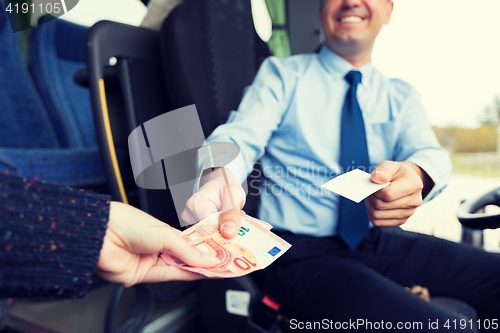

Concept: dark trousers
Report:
left=252, top=227, right=500, bottom=332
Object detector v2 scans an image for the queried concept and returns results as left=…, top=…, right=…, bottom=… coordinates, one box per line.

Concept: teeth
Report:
left=340, top=16, right=362, bottom=22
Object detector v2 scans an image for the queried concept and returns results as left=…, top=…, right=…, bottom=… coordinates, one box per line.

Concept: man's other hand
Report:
left=181, top=168, right=246, bottom=239
left=366, top=161, right=429, bottom=227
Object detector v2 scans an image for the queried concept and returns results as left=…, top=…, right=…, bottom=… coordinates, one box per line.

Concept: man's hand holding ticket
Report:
left=322, top=161, right=428, bottom=227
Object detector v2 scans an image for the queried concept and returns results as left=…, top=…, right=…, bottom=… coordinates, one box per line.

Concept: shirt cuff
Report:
left=194, top=142, right=247, bottom=192
left=406, top=149, right=452, bottom=202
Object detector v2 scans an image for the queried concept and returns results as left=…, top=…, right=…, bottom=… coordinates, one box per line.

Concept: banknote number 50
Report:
left=238, top=226, right=250, bottom=236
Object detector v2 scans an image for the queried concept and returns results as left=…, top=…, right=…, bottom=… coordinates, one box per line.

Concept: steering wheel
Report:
left=457, top=187, right=500, bottom=230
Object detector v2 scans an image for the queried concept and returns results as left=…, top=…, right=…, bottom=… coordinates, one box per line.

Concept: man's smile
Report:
left=339, top=16, right=363, bottom=23
left=336, top=12, right=368, bottom=24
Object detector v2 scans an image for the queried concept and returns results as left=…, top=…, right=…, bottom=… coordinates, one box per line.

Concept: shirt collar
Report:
left=318, top=44, right=374, bottom=85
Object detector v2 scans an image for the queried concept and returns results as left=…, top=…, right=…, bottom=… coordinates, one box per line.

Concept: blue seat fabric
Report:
left=0, top=4, right=105, bottom=186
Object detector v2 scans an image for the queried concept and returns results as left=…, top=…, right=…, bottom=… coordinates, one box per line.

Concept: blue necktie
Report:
left=338, top=71, right=370, bottom=250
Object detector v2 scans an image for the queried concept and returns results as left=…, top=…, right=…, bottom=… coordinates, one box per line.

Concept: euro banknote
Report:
left=160, top=212, right=291, bottom=278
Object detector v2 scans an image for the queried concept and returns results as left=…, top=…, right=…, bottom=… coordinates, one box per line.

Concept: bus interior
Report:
left=1, top=0, right=500, bottom=332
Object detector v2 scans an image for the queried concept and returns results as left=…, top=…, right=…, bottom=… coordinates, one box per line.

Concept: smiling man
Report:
left=182, top=0, right=500, bottom=328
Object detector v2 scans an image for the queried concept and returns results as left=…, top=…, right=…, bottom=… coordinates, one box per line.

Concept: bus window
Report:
left=372, top=0, right=500, bottom=252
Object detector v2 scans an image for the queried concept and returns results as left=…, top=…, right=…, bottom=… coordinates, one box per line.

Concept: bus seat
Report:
left=85, top=20, right=203, bottom=332
left=161, top=0, right=270, bottom=219
left=160, top=0, right=281, bottom=331
left=85, top=19, right=177, bottom=222
left=161, top=0, right=270, bottom=138
left=30, top=16, right=97, bottom=149
left=0, top=5, right=58, bottom=149
left=0, top=2, right=106, bottom=187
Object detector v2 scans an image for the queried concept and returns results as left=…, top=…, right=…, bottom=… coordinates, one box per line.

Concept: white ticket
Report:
left=321, top=169, right=390, bottom=203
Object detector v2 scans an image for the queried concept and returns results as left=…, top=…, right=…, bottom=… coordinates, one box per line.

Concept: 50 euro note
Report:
left=160, top=212, right=291, bottom=278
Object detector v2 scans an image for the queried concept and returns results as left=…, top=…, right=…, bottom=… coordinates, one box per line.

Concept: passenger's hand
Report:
left=181, top=168, right=246, bottom=239
left=366, top=161, right=425, bottom=227
left=96, top=202, right=220, bottom=287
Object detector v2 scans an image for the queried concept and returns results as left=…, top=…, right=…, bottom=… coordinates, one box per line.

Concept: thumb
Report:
left=163, top=226, right=220, bottom=268
left=219, top=204, right=242, bottom=239
left=371, top=161, right=399, bottom=184
left=218, top=185, right=245, bottom=239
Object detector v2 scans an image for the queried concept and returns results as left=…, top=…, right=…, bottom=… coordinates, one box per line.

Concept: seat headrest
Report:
left=0, top=1, right=6, bottom=35
left=0, top=1, right=20, bottom=34
left=55, top=18, right=88, bottom=62
left=161, top=0, right=262, bottom=136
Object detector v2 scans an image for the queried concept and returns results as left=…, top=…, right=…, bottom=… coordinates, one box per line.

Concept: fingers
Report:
left=365, top=190, right=421, bottom=227
left=181, top=168, right=246, bottom=233
left=367, top=190, right=422, bottom=210
left=371, top=161, right=399, bottom=184
left=219, top=205, right=242, bottom=239
left=371, top=161, right=423, bottom=202
left=104, top=202, right=217, bottom=286
left=219, top=179, right=246, bottom=238
left=162, top=226, right=221, bottom=268
left=140, top=265, right=206, bottom=285
left=406, top=285, right=431, bottom=302
left=374, top=178, right=423, bottom=203
left=366, top=202, right=416, bottom=221
left=181, top=195, right=219, bottom=226
left=366, top=208, right=414, bottom=227
left=182, top=167, right=246, bottom=239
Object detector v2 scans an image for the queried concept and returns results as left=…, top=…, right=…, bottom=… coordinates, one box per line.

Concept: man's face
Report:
left=320, top=0, right=393, bottom=51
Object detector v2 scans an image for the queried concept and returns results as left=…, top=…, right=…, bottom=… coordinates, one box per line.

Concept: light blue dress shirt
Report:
left=201, top=45, right=452, bottom=237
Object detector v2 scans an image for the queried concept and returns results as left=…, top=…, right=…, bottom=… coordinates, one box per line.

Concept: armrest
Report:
left=74, top=66, right=120, bottom=88
left=0, top=147, right=112, bottom=187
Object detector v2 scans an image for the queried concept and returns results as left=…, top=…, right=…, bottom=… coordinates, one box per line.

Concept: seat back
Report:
left=86, top=21, right=204, bottom=333
left=161, top=0, right=269, bottom=137
left=0, top=2, right=58, bottom=149
left=160, top=1, right=273, bottom=332
left=30, top=16, right=97, bottom=148
left=86, top=20, right=180, bottom=226
left=161, top=0, right=270, bottom=217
